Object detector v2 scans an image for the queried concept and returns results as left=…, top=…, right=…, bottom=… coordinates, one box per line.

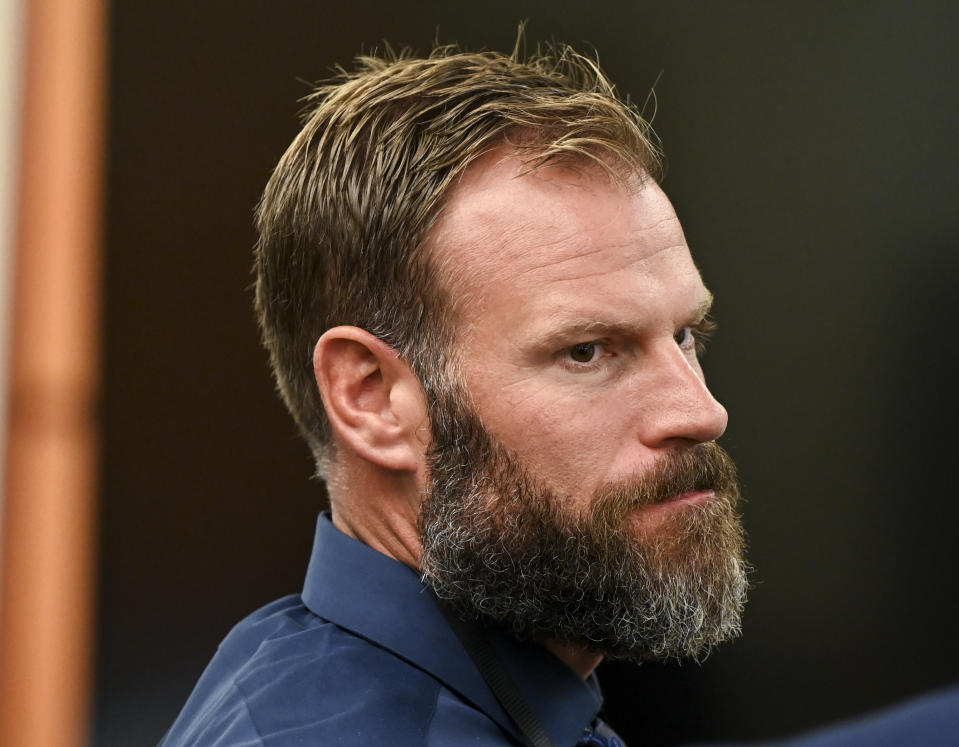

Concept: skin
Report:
left=433, top=151, right=728, bottom=529
left=314, top=147, right=728, bottom=679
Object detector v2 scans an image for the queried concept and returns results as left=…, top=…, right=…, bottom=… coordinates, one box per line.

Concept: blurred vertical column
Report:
left=0, top=0, right=107, bottom=743
left=0, top=0, right=25, bottom=494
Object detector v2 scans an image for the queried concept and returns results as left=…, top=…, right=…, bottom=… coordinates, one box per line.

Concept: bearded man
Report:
left=161, top=41, right=748, bottom=746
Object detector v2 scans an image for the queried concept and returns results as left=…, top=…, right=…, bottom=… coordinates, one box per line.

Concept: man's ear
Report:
left=313, top=326, right=428, bottom=473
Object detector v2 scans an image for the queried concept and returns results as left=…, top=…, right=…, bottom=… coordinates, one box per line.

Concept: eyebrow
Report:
left=695, top=291, right=715, bottom=321
left=529, top=290, right=715, bottom=349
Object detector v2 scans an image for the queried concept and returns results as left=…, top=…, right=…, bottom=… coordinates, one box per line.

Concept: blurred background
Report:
left=1, top=1, right=957, bottom=745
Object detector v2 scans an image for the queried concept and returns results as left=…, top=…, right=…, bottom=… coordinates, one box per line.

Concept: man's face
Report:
left=418, top=151, right=748, bottom=661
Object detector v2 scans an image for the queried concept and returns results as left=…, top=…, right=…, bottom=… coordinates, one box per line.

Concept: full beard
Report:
left=419, top=388, right=749, bottom=664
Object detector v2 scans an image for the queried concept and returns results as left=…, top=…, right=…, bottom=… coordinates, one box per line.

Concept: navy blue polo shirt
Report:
left=160, top=513, right=606, bottom=746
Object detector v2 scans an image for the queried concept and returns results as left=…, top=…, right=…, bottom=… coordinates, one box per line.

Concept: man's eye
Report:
left=675, top=327, right=695, bottom=349
left=676, top=316, right=717, bottom=354
left=569, top=342, right=598, bottom=363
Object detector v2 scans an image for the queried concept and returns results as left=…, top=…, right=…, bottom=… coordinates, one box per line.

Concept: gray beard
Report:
left=419, top=388, right=749, bottom=663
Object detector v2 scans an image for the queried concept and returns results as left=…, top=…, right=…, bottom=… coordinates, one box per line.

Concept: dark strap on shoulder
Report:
left=435, top=603, right=555, bottom=747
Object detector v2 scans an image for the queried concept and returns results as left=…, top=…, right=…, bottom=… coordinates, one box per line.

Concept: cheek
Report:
left=484, top=388, right=632, bottom=495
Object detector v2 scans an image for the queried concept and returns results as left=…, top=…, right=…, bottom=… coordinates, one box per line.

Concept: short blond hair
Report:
left=253, top=41, right=662, bottom=476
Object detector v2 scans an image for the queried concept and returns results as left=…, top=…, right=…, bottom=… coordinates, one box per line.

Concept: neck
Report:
left=331, top=503, right=421, bottom=569
left=542, top=638, right=603, bottom=679
left=326, top=455, right=425, bottom=570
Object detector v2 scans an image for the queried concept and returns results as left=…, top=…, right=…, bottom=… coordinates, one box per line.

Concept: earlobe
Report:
left=314, top=327, right=427, bottom=473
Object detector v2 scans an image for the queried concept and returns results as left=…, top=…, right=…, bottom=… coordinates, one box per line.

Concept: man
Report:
left=162, top=41, right=748, bottom=746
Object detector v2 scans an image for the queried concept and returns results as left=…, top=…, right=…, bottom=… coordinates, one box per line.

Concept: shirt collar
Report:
left=301, top=512, right=603, bottom=745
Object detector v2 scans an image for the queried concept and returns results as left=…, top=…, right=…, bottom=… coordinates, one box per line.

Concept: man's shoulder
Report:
left=160, top=594, right=454, bottom=746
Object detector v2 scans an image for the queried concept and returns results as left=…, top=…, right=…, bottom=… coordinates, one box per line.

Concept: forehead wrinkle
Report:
left=505, top=241, right=699, bottom=294
left=642, top=213, right=684, bottom=232
left=438, top=178, right=638, bottom=283
left=500, top=192, right=692, bottom=282
left=510, top=241, right=607, bottom=278
left=483, top=226, right=677, bottom=285
left=499, top=204, right=653, bottom=279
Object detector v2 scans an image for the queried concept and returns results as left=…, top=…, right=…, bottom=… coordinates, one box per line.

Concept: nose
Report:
left=637, top=343, right=728, bottom=448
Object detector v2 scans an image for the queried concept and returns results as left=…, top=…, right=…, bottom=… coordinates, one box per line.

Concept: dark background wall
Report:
left=95, top=2, right=959, bottom=745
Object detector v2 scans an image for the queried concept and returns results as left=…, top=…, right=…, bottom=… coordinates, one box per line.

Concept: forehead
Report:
left=429, top=150, right=706, bottom=331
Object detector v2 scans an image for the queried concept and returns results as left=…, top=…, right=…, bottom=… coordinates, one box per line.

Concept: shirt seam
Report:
left=232, top=679, right=266, bottom=745
left=423, top=679, right=443, bottom=746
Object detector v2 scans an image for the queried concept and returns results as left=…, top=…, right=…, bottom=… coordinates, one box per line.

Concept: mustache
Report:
left=597, top=442, right=740, bottom=510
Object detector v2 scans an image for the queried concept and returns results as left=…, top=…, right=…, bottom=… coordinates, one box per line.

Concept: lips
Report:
left=664, top=489, right=715, bottom=506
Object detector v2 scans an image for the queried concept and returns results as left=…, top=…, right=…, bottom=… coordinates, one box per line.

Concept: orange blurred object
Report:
left=0, top=0, right=107, bottom=744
